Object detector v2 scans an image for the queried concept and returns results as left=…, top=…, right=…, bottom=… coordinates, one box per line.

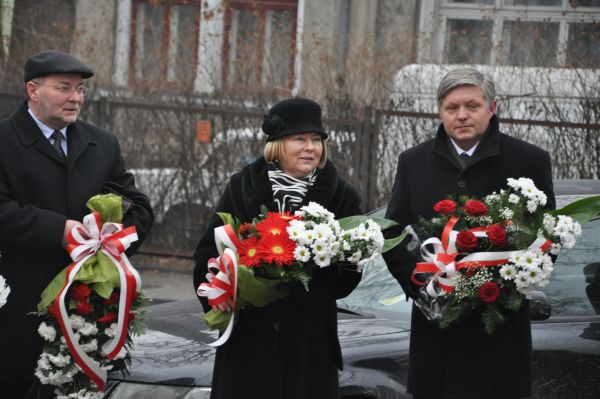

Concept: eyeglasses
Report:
left=33, top=82, right=89, bottom=96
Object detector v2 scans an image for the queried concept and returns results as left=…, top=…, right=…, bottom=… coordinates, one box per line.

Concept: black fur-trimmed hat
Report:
left=24, top=50, right=94, bottom=82
left=261, top=97, right=328, bottom=142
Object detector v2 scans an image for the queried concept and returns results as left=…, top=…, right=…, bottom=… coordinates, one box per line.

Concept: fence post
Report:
left=358, top=106, right=378, bottom=211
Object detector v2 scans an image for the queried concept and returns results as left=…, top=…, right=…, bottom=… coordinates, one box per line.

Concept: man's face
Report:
left=439, top=85, right=497, bottom=151
left=27, top=73, right=86, bottom=130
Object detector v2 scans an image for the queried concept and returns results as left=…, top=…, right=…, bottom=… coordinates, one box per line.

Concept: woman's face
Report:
left=278, top=132, right=323, bottom=178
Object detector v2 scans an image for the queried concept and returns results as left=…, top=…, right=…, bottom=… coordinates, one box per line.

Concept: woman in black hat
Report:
left=193, top=97, right=363, bottom=399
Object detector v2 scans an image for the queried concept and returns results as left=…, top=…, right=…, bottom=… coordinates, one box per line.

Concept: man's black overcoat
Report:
left=383, top=116, right=555, bottom=399
left=193, top=157, right=362, bottom=399
left=0, top=102, right=154, bottom=395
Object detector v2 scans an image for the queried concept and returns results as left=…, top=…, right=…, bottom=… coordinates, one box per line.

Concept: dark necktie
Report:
left=459, top=152, right=470, bottom=163
left=51, top=130, right=67, bottom=160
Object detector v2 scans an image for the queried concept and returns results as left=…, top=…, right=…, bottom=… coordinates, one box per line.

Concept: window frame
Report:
left=130, top=0, right=202, bottom=89
left=222, top=0, right=298, bottom=92
left=426, top=0, right=600, bottom=66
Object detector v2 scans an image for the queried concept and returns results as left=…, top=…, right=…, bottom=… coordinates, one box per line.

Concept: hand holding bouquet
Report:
left=197, top=201, right=404, bottom=345
left=412, top=177, right=600, bottom=334
left=34, top=194, right=145, bottom=398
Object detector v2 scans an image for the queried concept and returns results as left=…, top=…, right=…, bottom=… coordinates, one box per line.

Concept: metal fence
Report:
left=1, top=92, right=598, bottom=255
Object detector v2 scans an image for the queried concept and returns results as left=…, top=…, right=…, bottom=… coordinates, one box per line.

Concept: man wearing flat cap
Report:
left=0, top=50, right=154, bottom=397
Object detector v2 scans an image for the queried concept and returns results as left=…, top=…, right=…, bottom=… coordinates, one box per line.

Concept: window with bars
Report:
left=434, top=0, right=600, bottom=67
left=223, top=0, right=298, bottom=92
left=131, top=0, right=200, bottom=89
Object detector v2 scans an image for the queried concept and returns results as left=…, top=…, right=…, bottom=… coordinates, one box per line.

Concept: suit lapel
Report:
left=11, top=101, right=67, bottom=164
left=66, top=122, right=96, bottom=167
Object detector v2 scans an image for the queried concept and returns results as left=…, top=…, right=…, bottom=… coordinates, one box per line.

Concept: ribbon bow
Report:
left=412, top=216, right=552, bottom=297
left=196, top=224, right=241, bottom=347
left=50, top=211, right=140, bottom=390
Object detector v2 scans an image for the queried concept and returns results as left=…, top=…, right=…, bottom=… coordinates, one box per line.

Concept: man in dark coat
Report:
left=193, top=98, right=363, bottom=399
left=0, top=50, right=154, bottom=398
left=383, top=68, right=555, bottom=399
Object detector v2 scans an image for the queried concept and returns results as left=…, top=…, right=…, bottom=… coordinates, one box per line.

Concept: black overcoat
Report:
left=383, top=116, right=555, bottom=399
left=0, top=102, right=154, bottom=394
left=193, top=157, right=362, bottom=399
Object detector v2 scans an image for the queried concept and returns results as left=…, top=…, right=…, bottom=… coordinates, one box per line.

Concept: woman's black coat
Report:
left=383, top=116, right=555, bottom=399
left=193, top=157, right=362, bottom=399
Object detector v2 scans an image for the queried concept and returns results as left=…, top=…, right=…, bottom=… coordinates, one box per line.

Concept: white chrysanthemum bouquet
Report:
left=411, top=177, right=599, bottom=334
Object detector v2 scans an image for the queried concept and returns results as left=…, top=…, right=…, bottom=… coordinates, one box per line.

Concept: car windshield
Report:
left=338, top=194, right=600, bottom=322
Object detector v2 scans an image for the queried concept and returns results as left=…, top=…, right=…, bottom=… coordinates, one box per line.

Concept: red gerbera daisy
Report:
left=271, top=211, right=300, bottom=222
left=256, top=214, right=289, bottom=237
left=238, top=236, right=262, bottom=267
left=257, top=234, right=296, bottom=266
left=238, top=222, right=254, bottom=237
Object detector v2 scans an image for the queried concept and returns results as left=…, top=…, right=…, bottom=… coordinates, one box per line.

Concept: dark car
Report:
left=103, top=180, right=600, bottom=399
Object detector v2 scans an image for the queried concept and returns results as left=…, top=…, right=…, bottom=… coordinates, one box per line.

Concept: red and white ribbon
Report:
left=50, top=212, right=140, bottom=390
left=196, top=224, right=240, bottom=347
left=412, top=217, right=552, bottom=297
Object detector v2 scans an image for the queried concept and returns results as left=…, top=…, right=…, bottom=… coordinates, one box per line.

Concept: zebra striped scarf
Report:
left=267, top=162, right=317, bottom=213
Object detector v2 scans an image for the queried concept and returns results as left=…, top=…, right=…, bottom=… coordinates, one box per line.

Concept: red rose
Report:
left=237, top=223, right=254, bottom=236
left=478, top=282, right=501, bottom=303
left=488, top=224, right=508, bottom=247
left=456, top=230, right=477, bottom=251
left=75, top=301, right=93, bottom=315
left=70, top=283, right=91, bottom=302
left=463, top=199, right=488, bottom=216
left=103, top=291, right=120, bottom=306
left=98, top=311, right=117, bottom=324
left=433, top=199, right=457, bottom=215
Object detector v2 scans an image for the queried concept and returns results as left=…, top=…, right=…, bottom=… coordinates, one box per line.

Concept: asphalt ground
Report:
left=130, top=253, right=197, bottom=303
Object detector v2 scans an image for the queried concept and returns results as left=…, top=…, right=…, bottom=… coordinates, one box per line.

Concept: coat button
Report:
left=457, top=180, right=466, bottom=189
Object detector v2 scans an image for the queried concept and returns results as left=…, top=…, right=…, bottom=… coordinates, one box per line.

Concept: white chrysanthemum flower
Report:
left=38, top=322, right=57, bottom=342
left=519, top=250, right=543, bottom=269
left=61, top=333, right=81, bottom=346
left=104, top=323, right=117, bottom=338
left=313, top=223, right=333, bottom=241
left=300, top=229, right=316, bottom=245
left=549, top=242, right=562, bottom=255
left=508, top=194, right=520, bottom=204
left=543, top=214, right=556, bottom=234
left=286, top=220, right=305, bottom=241
left=36, top=353, right=53, bottom=371
left=501, top=208, right=514, bottom=219
left=314, top=254, right=331, bottom=268
left=311, top=239, right=330, bottom=256
left=78, top=322, right=98, bottom=337
left=48, top=353, right=71, bottom=368
left=80, top=338, right=98, bottom=353
left=69, top=314, right=86, bottom=330
left=342, top=240, right=352, bottom=251
left=348, top=250, right=362, bottom=263
left=499, top=264, right=517, bottom=280
left=526, top=199, right=539, bottom=213
left=515, top=270, right=532, bottom=291
left=293, top=245, right=311, bottom=262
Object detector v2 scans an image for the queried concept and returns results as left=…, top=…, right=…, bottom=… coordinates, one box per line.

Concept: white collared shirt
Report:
left=450, top=138, right=478, bottom=158
left=27, top=108, right=68, bottom=155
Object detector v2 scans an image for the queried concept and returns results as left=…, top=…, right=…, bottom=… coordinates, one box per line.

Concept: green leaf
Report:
left=338, top=215, right=398, bottom=231
left=550, top=195, right=600, bottom=225
left=203, top=308, right=233, bottom=332
left=236, top=265, right=290, bottom=307
left=501, top=290, right=523, bottom=312
left=217, top=212, right=237, bottom=227
left=382, top=232, right=407, bottom=253
left=439, top=298, right=471, bottom=329
left=481, top=307, right=505, bottom=335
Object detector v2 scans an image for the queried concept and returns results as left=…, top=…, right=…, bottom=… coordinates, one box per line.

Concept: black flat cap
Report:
left=24, top=50, right=94, bottom=82
left=261, top=97, right=328, bottom=142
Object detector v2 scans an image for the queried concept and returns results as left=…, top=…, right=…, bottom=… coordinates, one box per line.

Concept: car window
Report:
left=544, top=217, right=600, bottom=318
left=337, top=255, right=413, bottom=322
